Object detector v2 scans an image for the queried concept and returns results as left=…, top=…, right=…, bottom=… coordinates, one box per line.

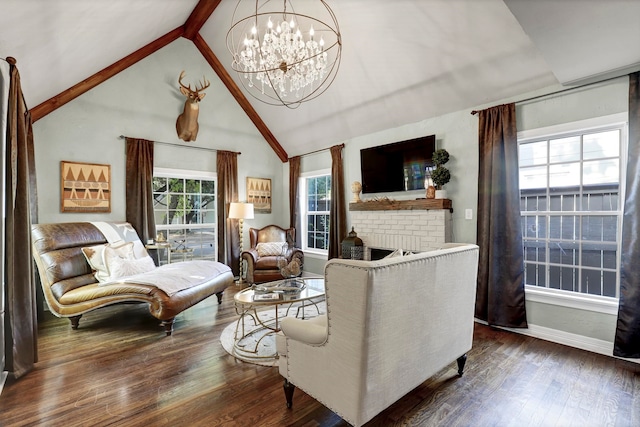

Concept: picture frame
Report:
left=246, top=177, right=272, bottom=213
left=60, top=160, right=111, bottom=213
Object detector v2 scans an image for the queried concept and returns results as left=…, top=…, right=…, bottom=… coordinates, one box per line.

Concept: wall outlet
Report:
left=465, top=208, right=473, bottom=220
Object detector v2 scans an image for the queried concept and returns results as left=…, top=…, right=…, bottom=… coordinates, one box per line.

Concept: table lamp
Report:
left=228, top=202, right=254, bottom=284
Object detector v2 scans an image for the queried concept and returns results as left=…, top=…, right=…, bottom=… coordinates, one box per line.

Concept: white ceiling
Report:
left=2, top=0, right=639, bottom=158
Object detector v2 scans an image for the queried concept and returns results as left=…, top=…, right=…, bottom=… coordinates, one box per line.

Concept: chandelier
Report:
left=226, top=0, right=342, bottom=108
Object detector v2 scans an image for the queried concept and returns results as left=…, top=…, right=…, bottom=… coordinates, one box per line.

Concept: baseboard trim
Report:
left=475, top=319, right=639, bottom=364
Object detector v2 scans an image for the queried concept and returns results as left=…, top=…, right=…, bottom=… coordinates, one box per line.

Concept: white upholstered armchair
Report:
left=276, top=244, right=479, bottom=427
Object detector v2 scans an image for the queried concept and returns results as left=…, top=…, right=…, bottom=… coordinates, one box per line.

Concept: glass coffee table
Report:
left=233, top=277, right=325, bottom=361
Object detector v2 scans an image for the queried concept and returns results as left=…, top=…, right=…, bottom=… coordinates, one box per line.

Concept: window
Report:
left=300, top=170, right=331, bottom=254
left=153, top=168, right=216, bottom=264
left=518, top=116, right=626, bottom=300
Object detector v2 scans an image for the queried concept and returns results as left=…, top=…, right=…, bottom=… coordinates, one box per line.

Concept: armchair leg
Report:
left=283, top=379, right=296, bottom=409
left=216, top=291, right=224, bottom=304
left=457, top=354, right=467, bottom=377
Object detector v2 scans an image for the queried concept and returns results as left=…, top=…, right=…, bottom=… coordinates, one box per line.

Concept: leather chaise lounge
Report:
left=31, top=221, right=234, bottom=335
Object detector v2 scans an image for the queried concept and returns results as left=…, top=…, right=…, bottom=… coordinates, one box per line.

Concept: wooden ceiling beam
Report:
left=192, top=34, right=289, bottom=163
left=30, top=27, right=184, bottom=123
left=29, top=1, right=288, bottom=164
left=183, top=0, right=222, bottom=40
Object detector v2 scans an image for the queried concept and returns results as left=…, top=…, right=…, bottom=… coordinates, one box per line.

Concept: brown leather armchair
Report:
left=241, top=225, right=304, bottom=284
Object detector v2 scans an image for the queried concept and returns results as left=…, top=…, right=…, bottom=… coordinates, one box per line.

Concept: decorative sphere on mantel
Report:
left=351, top=181, right=362, bottom=203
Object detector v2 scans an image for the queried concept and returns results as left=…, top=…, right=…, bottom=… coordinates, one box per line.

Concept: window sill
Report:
left=303, top=250, right=329, bottom=260
left=525, top=285, right=619, bottom=315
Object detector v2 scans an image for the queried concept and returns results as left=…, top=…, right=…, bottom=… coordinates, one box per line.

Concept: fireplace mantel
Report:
left=349, top=198, right=452, bottom=212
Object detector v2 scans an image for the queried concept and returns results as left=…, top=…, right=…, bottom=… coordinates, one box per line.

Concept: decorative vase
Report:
left=435, top=189, right=447, bottom=199
left=426, top=185, right=436, bottom=199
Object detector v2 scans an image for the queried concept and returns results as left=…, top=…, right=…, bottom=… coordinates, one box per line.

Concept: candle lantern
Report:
left=341, top=227, right=363, bottom=259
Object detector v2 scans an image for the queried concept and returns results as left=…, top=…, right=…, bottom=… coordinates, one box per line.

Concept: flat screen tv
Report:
left=360, top=135, right=436, bottom=194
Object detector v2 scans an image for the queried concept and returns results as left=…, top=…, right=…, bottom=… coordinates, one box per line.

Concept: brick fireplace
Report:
left=349, top=199, right=452, bottom=253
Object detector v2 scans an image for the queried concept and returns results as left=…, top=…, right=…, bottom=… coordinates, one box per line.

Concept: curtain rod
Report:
left=119, top=135, right=240, bottom=155
left=470, top=73, right=628, bottom=115
left=296, top=143, right=345, bottom=159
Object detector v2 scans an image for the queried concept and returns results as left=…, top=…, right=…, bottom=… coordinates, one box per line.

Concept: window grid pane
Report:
left=519, top=126, right=622, bottom=299
left=153, top=174, right=217, bottom=264
left=303, top=174, right=331, bottom=252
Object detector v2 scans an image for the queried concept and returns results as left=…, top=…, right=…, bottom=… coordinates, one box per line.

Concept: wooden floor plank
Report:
left=1, top=287, right=639, bottom=426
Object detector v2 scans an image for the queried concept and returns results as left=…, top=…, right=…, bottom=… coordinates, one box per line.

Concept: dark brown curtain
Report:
left=125, top=138, right=156, bottom=245
left=4, top=57, right=39, bottom=379
left=289, top=156, right=301, bottom=247
left=216, top=151, right=239, bottom=275
left=614, top=72, right=640, bottom=358
left=328, top=144, right=346, bottom=259
left=475, top=103, right=527, bottom=328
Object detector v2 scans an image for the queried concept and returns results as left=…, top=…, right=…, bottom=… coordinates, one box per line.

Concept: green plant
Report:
left=431, top=166, right=450, bottom=189
left=431, top=149, right=451, bottom=189
left=432, top=149, right=450, bottom=166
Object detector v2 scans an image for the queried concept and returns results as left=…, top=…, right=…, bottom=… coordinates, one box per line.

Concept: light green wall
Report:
left=526, top=301, right=617, bottom=342
left=33, top=38, right=286, bottom=244
left=517, top=78, right=628, bottom=130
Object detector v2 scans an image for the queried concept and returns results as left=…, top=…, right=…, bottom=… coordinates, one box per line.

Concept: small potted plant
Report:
left=431, top=149, right=450, bottom=199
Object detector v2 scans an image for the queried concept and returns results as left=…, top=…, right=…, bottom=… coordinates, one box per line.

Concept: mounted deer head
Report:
left=176, top=70, right=210, bottom=142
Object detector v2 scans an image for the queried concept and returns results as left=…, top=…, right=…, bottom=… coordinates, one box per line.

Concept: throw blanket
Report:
left=91, top=221, right=148, bottom=259
left=91, top=221, right=231, bottom=296
left=107, top=261, right=231, bottom=297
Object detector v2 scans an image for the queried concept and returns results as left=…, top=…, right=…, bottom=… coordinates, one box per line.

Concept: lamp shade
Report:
left=228, top=202, right=255, bottom=220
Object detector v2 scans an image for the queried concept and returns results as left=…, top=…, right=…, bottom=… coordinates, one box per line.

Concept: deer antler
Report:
left=178, top=70, right=210, bottom=94
left=178, top=70, right=193, bottom=91
left=195, top=76, right=210, bottom=93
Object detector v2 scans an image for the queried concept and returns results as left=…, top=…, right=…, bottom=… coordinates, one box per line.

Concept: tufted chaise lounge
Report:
left=31, top=221, right=234, bottom=335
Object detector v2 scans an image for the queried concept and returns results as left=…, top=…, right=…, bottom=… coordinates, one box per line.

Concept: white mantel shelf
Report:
left=349, top=198, right=453, bottom=213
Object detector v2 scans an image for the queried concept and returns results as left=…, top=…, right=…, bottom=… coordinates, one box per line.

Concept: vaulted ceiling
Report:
left=2, top=0, right=639, bottom=161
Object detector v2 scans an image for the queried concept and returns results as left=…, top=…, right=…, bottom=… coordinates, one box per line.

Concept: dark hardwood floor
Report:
left=1, top=285, right=639, bottom=427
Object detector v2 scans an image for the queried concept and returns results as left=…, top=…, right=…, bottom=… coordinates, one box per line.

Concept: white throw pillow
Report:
left=104, top=254, right=156, bottom=281
left=383, top=248, right=404, bottom=258
left=256, top=242, right=286, bottom=257
left=81, top=244, right=109, bottom=282
left=96, top=241, right=135, bottom=283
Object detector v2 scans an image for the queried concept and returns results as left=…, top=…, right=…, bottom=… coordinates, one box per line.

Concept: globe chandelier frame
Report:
left=226, top=0, right=342, bottom=109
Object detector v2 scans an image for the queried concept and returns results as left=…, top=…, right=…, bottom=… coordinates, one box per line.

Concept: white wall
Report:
left=32, top=38, right=286, bottom=243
